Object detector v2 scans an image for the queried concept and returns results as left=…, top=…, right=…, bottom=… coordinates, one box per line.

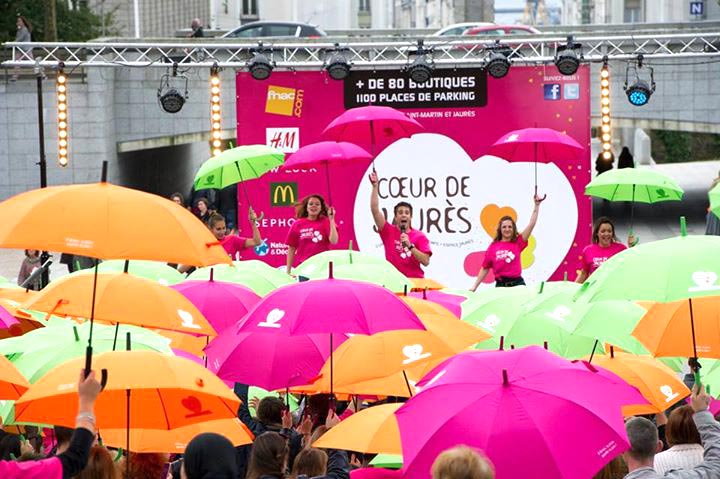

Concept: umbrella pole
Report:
left=588, top=339, right=599, bottom=363
left=112, top=323, right=119, bottom=351
left=126, top=388, right=131, bottom=479
left=329, top=333, right=334, bottom=398
left=689, top=298, right=699, bottom=360
left=402, top=370, right=414, bottom=397
left=534, top=142, right=538, bottom=197
left=84, top=258, right=100, bottom=377
left=630, top=184, right=636, bottom=235
left=325, top=162, right=333, bottom=206
left=370, top=120, right=376, bottom=172
left=234, top=163, right=253, bottom=211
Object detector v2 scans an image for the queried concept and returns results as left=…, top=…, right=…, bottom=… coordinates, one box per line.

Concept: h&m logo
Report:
left=270, top=182, right=298, bottom=206
left=265, top=85, right=304, bottom=117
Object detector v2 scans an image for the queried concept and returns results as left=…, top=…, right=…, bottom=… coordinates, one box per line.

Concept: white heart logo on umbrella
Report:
left=660, top=385, right=679, bottom=403
left=689, top=271, right=720, bottom=292
left=478, top=314, right=500, bottom=332
left=178, top=309, right=201, bottom=329
left=402, top=344, right=432, bottom=364
left=259, top=308, right=284, bottom=328
left=545, top=305, right=571, bottom=323
left=505, top=133, right=520, bottom=142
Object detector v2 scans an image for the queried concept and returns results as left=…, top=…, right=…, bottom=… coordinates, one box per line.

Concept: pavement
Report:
left=0, top=160, right=716, bottom=284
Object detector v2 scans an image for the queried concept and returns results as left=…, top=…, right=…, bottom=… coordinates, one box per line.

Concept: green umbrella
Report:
left=247, top=387, right=299, bottom=416
left=187, top=264, right=290, bottom=296
left=710, top=183, right=720, bottom=220
left=369, top=454, right=403, bottom=469
left=95, top=259, right=184, bottom=285
left=462, top=286, right=536, bottom=350
left=585, top=167, right=683, bottom=231
left=193, top=144, right=285, bottom=207
left=307, top=263, right=412, bottom=294
left=232, top=260, right=294, bottom=287
left=294, top=248, right=387, bottom=278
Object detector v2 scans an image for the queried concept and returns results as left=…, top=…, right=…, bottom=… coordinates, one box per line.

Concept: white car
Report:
left=433, top=22, right=495, bottom=36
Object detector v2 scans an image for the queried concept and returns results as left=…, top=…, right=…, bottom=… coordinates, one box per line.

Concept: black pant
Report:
left=495, top=276, right=526, bottom=287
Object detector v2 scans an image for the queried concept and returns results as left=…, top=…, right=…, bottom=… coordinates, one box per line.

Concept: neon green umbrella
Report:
left=247, top=387, right=299, bottom=416
left=232, top=261, right=294, bottom=287
left=462, top=286, right=535, bottom=350
left=306, top=263, right=412, bottom=294
left=95, top=259, right=184, bottom=285
left=369, top=454, right=403, bottom=469
left=294, top=248, right=387, bottom=278
left=710, top=183, right=720, bottom=219
left=577, top=220, right=720, bottom=303
left=585, top=168, right=683, bottom=231
left=186, top=264, right=290, bottom=296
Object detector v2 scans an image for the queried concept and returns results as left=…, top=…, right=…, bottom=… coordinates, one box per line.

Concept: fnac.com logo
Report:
left=265, top=86, right=304, bottom=117
left=270, top=182, right=298, bottom=206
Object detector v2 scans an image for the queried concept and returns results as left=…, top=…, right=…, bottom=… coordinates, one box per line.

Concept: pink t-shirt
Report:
left=379, top=223, right=432, bottom=278
left=581, top=242, right=626, bottom=276
left=286, top=217, right=333, bottom=266
left=221, top=235, right=250, bottom=260
left=0, top=457, right=62, bottom=478
left=482, top=236, right=528, bottom=279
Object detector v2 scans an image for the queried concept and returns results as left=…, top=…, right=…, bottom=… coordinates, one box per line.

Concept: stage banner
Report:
left=236, top=66, right=591, bottom=288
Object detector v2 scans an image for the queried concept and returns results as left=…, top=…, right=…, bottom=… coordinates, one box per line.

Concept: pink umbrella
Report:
left=322, top=106, right=424, bottom=160
left=407, top=290, right=467, bottom=319
left=283, top=141, right=372, bottom=205
left=0, top=304, right=19, bottom=331
left=396, top=346, right=648, bottom=479
left=488, top=127, right=583, bottom=196
left=205, top=330, right=343, bottom=390
left=172, top=347, right=234, bottom=388
left=171, top=276, right=261, bottom=333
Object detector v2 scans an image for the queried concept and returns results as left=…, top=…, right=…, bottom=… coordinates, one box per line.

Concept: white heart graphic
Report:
left=660, top=384, right=679, bottom=403
left=689, top=271, right=720, bottom=292
left=402, top=344, right=432, bottom=364
left=259, top=308, right=284, bottom=328
left=545, top=305, right=571, bottom=322
left=178, top=309, right=201, bottom=329
left=478, top=314, right=500, bottom=332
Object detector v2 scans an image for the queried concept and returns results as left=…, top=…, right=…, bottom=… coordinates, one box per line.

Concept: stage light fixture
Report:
left=157, top=63, right=189, bottom=114
left=624, top=55, right=655, bottom=107
left=554, top=35, right=583, bottom=76
left=57, top=63, right=69, bottom=167
left=599, top=59, right=613, bottom=159
left=209, top=64, right=223, bottom=157
left=484, top=41, right=511, bottom=79
left=325, top=44, right=351, bottom=81
left=405, top=39, right=434, bottom=84
left=248, top=42, right=274, bottom=81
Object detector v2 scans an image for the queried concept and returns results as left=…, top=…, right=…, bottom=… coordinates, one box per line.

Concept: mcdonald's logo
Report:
left=270, top=182, right=298, bottom=206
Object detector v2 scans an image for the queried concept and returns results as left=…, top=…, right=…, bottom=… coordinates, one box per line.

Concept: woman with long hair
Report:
left=285, top=195, right=338, bottom=274
left=575, top=216, right=634, bottom=283
left=471, top=195, right=544, bottom=290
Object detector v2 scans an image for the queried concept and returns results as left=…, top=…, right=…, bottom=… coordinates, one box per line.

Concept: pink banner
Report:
left=236, top=66, right=591, bottom=288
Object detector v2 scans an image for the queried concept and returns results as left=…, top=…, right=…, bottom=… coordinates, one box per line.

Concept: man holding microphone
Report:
left=369, top=172, right=432, bottom=278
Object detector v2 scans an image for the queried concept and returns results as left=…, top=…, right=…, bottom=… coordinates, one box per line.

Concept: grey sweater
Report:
left=624, top=411, right=720, bottom=479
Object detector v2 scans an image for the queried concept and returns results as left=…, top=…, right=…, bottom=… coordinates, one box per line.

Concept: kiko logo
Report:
left=265, top=85, right=304, bottom=117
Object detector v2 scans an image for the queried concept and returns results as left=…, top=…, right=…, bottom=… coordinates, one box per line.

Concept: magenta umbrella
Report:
left=322, top=106, right=424, bottom=165
left=395, top=346, right=648, bottom=479
left=283, top=141, right=372, bottom=205
left=408, top=289, right=467, bottom=319
left=171, top=276, right=261, bottom=334
left=205, top=330, right=343, bottom=390
left=0, top=304, right=19, bottom=331
left=488, top=127, right=583, bottom=197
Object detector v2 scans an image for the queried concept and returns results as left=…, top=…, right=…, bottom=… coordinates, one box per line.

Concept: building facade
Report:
left=561, top=0, right=720, bottom=24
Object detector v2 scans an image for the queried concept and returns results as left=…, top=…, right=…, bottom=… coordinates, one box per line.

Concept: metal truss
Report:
left=3, top=30, right=720, bottom=70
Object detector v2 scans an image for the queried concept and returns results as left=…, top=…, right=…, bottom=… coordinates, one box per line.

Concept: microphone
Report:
left=399, top=221, right=408, bottom=234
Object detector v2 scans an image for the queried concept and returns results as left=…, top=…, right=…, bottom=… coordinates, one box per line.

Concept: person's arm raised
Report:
left=369, top=172, right=386, bottom=231
left=328, top=207, right=339, bottom=245
left=521, top=194, right=545, bottom=242
left=686, top=384, right=720, bottom=478
left=245, top=207, right=262, bottom=247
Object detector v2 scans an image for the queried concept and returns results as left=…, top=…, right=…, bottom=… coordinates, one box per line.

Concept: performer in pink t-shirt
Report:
left=286, top=194, right=339, bottom=273
left=369, top=172, right=432, bottom=278
left=471, top=194, right=545, bottom=289
left=210, top=209, right=262, bottom=260
left=576, top=216, right=634, bottom=283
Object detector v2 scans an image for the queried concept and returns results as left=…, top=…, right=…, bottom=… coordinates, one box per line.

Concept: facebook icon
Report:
left=544, top=84, right=561, bottom=100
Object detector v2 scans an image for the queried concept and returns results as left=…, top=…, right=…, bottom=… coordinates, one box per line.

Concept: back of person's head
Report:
left=307, top=394, right=332, bottom=429
left=257, top=396, right=284, bottom=425
left=183, top=433, right=238, bottom=479
left=593, top=456, right=628, bottom=479
left=55, top=426, right=74, bottom=446
left=310, top=425, right=328, bottom=445
left=666, top=405, right=701, bottom=447
left=75, top=446, right=119, bottom=479
left=291, top=448, right=328, bottom=478
left=431, top=446, right=495, bottom=479
left=247, top=432, right=289, bottom=479
left=625, top=417, right=660, bottom=461
left=0, top=434, right=21, bottom=460
left=126, top=452, right=169, bottom=479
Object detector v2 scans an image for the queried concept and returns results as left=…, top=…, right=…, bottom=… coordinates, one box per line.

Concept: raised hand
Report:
left=369, top=171, right=379, bottom=186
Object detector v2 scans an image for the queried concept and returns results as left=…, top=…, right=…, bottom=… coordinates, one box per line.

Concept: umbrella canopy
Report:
left=407, top=289, right=470, bottom=319
left=235, top=277, right=425, bottom=335
left=584, top=168, right=684, bottom=203
left=322, top=106, right=423, bottom=155
left=171, top=279, right=261, bottom=333
left=193, top=144, right=285, bottom=190
left=409, top=278, right=445, bottom=291
left=96, top=260, right=185, bottom=286
left=284, top=142, right=372, bottom=170
left=0, top=182, right=230, bottom=266
left=0, top=303, right=19, bottom=331
left=294, top=249, right=387, bottom=277
left=313, top=403, right=402, bottom=455
left=488, top=127, right=583, bottom=163
left=99, top=418, right=253, bottom=453
left=396, top=346, right=648, bottom=479
left=586, top=350, right=690, bottom=416
left=187, top=264, right=292, bottom=296
left=15, top=350, right=240, bottom=429
left=710, top=183, right=720, bottom=219
left=22, top=272, right=214, bottom=336
left=310, top=263, right=412, bottom=294
left=0, top=355, right=29, bottom=400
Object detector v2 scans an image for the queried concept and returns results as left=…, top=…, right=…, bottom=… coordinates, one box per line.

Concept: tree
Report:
left=1, top=0, right=115, bottom=43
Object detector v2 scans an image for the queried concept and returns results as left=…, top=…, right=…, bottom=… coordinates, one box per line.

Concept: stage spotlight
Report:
left=248, top=43, right=274, bottom=81
left=484, top=41, right=511, bottom=79
left=57, top=63, right=69, bottom=167
left=554, top=35, right=582, bottom=76
left=624, top=55, right=655, bottom=107
left=405, top=39, right=434, bottom=84
left=325, top=44, right=351, bottom=80
left=157, top=63, right=188, bottom=114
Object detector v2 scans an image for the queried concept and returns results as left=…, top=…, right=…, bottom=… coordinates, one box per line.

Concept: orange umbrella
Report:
left=409, top=278, right=445, bottom=291
left=0, top=181, right=230, bottom=267
left=632, top=297, right=720, bottom=358
left=157, top=329, right=212, bottom=357
left=22, top=272, right=215, bottom=336
left=313, top=403, right=401, bottom=454
left=100, top=418, right=253, bottom=453
left=0, top=298, right=45, bottom=339
left=0, top=288, right=38, bottom=304
left=15, top=350, right=240, bottom=429
left=585, top=348, right=690, bottom=416
left=0, top=355, right=30, bottom=400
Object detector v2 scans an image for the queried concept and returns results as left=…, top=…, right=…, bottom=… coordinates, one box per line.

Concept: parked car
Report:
left=433, top=22, right=495, bottom=36
left=463, top=25, right=541, bottom=36
left=222, top=21, right=326, bottom=39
